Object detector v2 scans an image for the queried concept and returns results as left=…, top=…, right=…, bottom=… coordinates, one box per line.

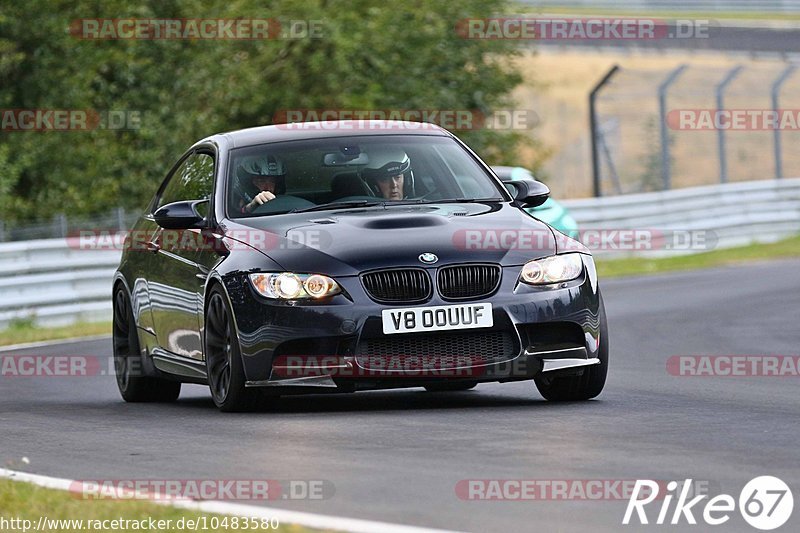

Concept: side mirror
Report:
left=153, top=200, right=207, bottom=230
left=503, top=178, right=549, bottom=208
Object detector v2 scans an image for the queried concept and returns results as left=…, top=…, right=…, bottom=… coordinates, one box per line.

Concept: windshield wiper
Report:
left=291, top=200, right=385, bottom=213
left=433, top=197, right=505, bottom=204
left=384, top=198, right=429, bottom=206
left=385, top=197, right=506, bottom=206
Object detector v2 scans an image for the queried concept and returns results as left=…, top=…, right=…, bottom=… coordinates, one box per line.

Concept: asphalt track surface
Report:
left=2, top=259, right=799, bottom=532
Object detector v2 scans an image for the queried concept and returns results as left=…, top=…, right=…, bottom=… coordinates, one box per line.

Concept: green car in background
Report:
left=491, top=166, right=579, bottom=239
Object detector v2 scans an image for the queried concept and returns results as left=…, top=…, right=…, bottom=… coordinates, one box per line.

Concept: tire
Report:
left=534, top=292, right=609, bottom=401
left=113, top=287, right=181, bottom=403
left=424, top=381, right=479, bottom=392
left=204, top=286, right=270, bottom=412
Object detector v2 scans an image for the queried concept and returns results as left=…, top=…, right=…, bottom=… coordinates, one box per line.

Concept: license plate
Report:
left=381, top=303, right=493, bottom=335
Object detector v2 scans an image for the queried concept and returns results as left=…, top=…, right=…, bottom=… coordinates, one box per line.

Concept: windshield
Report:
left=227, top=135, right=506, bottom=217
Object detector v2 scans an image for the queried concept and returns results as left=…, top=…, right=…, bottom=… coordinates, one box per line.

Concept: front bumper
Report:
left=221, top=257, right=602, bottom=391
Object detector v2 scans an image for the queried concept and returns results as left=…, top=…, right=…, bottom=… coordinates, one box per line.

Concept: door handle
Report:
left=145, top=241, right=161, bottom=253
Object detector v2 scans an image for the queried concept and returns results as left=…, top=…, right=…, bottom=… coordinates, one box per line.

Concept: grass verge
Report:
left=596, top=235, right=800, bottom=278
left=0, top=478, right=313, bottom=533
left=0, top=321, right=110, bottom=347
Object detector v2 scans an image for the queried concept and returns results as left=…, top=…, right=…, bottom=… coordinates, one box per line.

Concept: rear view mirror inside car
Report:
left=323, top=151, right=368, bottom=166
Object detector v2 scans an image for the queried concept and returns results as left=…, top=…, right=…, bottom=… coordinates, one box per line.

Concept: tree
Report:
left=0, top=0, right=528, bottom=223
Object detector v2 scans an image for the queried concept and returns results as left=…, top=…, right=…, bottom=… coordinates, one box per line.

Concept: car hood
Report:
left=222, top=202, right=557, bottom=277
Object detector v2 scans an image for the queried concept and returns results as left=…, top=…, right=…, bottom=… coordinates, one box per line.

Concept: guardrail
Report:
left=0, top=239, right=120, bottom=329
left=0, top=178, right=798, bottom=329
left=561, top=177, right=800, bottom=256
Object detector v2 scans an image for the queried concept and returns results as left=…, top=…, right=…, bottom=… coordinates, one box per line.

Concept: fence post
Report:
left=117, top=207, right=126, bottom=231
left=716, top=65, right=743, bottom=184
left=590, top=65, right=620, bottom=197
left=771, top=65, right=796, bottom=179
left=53, top=214, right=68, bottom=238
left=658, top=64, right=688, bottom=191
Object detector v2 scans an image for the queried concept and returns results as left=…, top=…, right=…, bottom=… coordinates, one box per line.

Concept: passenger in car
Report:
left=362, top=148, right=414, bottom=200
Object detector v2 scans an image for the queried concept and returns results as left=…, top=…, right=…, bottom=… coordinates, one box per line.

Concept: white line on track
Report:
left=0, top=468, right=461, bottom=533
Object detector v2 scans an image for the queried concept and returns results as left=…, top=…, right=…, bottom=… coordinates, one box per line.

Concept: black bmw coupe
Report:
left=113, top=121, right=608, bottom=411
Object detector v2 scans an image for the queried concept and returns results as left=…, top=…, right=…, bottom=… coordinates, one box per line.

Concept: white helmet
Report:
left=362, top=147, right=411, bottom=180
left=362, top=147, right=414, bottom=196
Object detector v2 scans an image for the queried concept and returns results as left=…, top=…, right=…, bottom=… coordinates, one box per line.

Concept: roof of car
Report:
left=203, top=121, right=453, bottom=149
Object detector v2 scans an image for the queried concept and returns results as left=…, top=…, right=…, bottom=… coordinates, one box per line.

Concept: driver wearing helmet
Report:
left=237, top=154, right=286, bottom=214
left=362, top=147, right=414, bottom=200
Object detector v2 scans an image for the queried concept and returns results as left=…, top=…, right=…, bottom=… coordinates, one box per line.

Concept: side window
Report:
left=156, top=152, right=215, bottom=211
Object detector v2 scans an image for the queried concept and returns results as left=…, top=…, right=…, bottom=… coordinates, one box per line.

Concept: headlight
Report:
left=520, top=254, right=583, bottom=285
left=249, top=273, right=341, bottom=299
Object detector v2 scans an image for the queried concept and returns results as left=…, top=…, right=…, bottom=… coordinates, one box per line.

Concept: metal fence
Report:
left=0, top=178, right=797, bottom=330
left=587, top=61, right=800, bottom=197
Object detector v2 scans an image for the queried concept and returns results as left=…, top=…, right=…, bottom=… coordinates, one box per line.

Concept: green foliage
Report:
left=0, top=0, right=529, bottom=223
left=6, top=316, right=36, bottom=330
left=0, top=479, right=313, bottom=532
left=596, top=234, right=800, bottom=278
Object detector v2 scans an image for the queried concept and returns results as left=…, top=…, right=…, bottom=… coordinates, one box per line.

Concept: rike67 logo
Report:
left=624, top=476, right=793, bottom=530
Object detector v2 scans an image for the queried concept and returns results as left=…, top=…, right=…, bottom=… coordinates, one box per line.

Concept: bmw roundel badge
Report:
left=418, top=253, right=438, bottom=264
